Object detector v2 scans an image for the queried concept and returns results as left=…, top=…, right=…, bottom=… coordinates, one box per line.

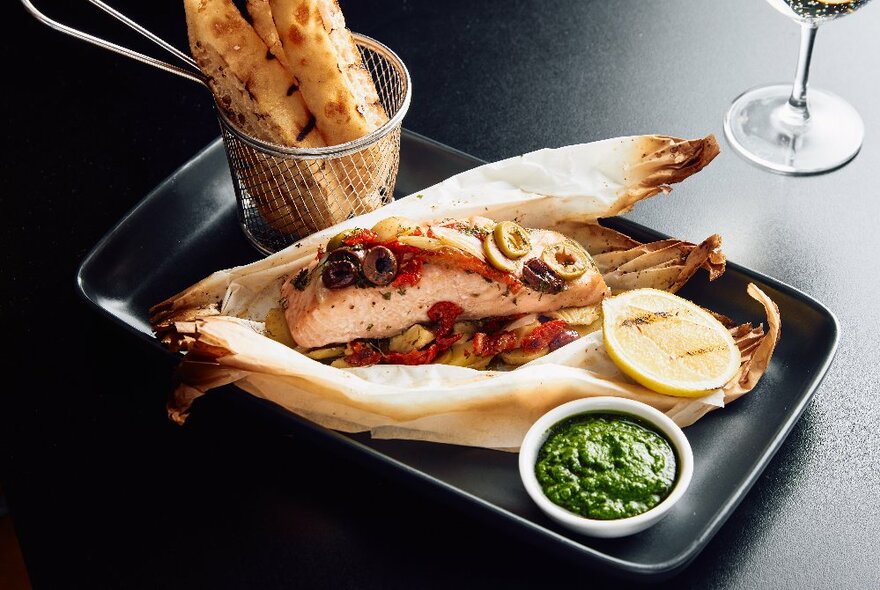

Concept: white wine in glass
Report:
left=724, top=0, right=873, bottom=175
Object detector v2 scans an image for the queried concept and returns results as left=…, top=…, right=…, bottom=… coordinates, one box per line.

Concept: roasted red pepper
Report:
left=472, top=331, right=519, bottom=357
left=391, top=256, right=423, bottom=288
left=426, top=249, right=522, bottom=293
left=383, top=238, right=520, bottom=291
left=385, top=241, right=423, bottom=257
left=344, top=340, right=383, bottom=367
left=520, top=319, right=568, bottom=353
left=342, top=229, right=381, bottom=248
left=385, top=241, right=425, bottom=288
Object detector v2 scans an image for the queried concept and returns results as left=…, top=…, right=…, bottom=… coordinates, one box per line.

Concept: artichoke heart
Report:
left=305, top=345, right=346, bottom=360
left=500, top=346, right=549, bottom=366
left=371, top=216, right=417, bottom=242
left=547, top=304, right=601, bottom=326
left=436, top=339, right=492, bottom=369
left=388, top=324, right=435, bottom=353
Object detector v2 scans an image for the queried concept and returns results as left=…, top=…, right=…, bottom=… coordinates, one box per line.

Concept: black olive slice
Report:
left=326, top=247, right=364, bottom=266
left=362, top=246, right=398, bottom=286
left=322, top=260, right=358, bottom=289
left=521, top=258, right=565, bottom=294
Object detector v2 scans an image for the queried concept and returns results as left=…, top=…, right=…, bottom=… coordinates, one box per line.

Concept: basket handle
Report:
left=20, top=0, right=208, bottom=88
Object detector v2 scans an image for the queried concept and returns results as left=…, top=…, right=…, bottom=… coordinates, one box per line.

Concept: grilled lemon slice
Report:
left=602, top=289, right=740, bottom=397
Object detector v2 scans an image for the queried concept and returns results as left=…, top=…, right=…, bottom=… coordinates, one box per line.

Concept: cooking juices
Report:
left=534, top=412, right=677, bottom=520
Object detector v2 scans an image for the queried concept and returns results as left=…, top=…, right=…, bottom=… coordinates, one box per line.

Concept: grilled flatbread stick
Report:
left=184, top=0, right=323, bottom=148
left=268, top=0, right=388, bottom=144
left=269, top=0, right=393, bottom=222
left=245, top=0, right=292, bottom=71
left=186, top=0, right=342, bottom=236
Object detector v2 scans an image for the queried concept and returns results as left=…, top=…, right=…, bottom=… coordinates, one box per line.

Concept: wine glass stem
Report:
left=786, top=22, right=819, bottom=123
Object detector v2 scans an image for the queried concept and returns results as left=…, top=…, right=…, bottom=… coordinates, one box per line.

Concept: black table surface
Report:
left=4, top=1, right=879, bottom=588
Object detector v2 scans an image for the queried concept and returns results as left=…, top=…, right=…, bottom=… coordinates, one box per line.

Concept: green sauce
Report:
left=535, top=412, right=677, bottom=520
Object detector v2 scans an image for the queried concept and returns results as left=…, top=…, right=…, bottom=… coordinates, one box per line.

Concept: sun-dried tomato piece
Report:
left=342, top=229, right=381, bottom=248
left=382, top=333, right=461, bottom=366
left=344, top=340, right=382, bottom=366
left=434, top=333, right=463, bottom=351
left=520, top=320, right=569, bottom=353
left=472, top=331, right=519, bottom=357
left=480, top=313, right=527, bottom=335
left=384, top=346, right=440, bottom=366
left=427, top=301, right=464, bottom=337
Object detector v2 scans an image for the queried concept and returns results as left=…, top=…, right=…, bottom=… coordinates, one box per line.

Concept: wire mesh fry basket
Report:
left=21, top=0, right=411, bottom=255
left=219, top=34, right=411, bottom=254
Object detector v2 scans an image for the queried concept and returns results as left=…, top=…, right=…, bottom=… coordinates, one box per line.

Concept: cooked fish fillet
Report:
left=282, top=219, right=609, bottom=347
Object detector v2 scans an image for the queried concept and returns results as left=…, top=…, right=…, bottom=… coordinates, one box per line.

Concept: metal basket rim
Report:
left=216, top=32, right=411, bottom=160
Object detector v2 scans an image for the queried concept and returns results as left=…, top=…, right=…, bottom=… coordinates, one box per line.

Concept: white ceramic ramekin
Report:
left=518, top=396, right=694, bottom=538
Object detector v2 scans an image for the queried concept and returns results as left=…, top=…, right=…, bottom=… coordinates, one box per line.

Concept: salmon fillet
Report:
left=282, top=218, right=609, bottom=348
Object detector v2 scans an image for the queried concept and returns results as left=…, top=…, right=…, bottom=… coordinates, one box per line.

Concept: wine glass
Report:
left=724, top=0, right=873, bottom=175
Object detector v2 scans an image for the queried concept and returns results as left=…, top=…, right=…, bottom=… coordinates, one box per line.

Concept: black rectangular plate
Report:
left=77, top=130, right=838, bottom=581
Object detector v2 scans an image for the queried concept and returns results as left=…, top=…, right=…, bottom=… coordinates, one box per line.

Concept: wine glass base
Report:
left=723, top=84, right=864, bottom=175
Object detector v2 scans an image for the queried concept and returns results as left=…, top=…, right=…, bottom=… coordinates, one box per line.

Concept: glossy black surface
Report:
left=4, top=0, right=880, bottom=588
left=78, top=131, right=838, bottom=580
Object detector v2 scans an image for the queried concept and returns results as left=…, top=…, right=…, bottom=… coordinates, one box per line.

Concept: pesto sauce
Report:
left=535, top=412, right=677, bottom=520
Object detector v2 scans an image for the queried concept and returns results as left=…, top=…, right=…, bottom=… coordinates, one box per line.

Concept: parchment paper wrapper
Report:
left=151, top=134, right=781, bottom=450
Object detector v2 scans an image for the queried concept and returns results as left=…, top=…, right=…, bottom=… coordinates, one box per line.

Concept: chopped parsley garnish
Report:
left=292, top=268, right=310, bottom=291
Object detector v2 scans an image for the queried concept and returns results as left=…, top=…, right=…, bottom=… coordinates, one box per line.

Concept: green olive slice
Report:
left=483, top=234, right=517, bottom=272
left=493, top=221, right=531, bottom=259
left=541, top=241, right=590, bottom=280
left=326, top=228, right=362, bottom=252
